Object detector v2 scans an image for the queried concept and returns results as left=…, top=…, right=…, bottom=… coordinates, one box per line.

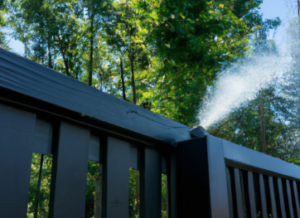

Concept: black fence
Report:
left=1, top=48, right=300, bottom=218
left=178, top=136, right=300, bottom=218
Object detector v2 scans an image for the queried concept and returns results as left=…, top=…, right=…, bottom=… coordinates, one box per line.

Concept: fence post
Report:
left=177, top=135, right=230, bottom=218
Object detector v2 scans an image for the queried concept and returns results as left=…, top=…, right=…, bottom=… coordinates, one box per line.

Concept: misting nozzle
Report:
left=190, top=126, right=209, bottom=138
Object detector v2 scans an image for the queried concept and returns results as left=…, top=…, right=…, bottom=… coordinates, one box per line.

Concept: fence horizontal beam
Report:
left=0, top=48, right=191, bottom=145
left=223, top=140, right=300, bottom=180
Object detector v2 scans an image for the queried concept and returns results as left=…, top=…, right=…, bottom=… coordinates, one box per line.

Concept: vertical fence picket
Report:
left=292, top=181, right=300, bottom=217
left=234, top=168, right=244, bottom=218
left=248, top=171, right=257, bottom=218
left=286, top=179, right=295, bottom=218
left=0, top=104, right=36, bottom=218
left=168, top=149, right=177, bottom=218
left=240, top=171, right=248, bottom=217
left=268, top=176, right=278, bottom=218
left=277, top=178, right=287, bottom=218
left=226, top=168, right=234, bottom=218
left=145, top=148, right=161, bottom=218
left=259, top=174, right=268, bottom=218
left=106, top=137, right=130, bottom=218
left=49, top=122, right=90, bottom=218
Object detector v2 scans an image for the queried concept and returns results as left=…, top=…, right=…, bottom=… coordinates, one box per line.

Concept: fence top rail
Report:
left=0, top=48, right=191, bottom=145
left=221, top=138, right=300, bottom=180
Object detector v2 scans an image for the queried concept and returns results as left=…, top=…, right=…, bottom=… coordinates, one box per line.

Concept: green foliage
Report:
left=133, top=0, right=264, bottom=125
left=0, top=0, right=8, bottom=48
left=2, top=0, right=265, bottom=125
left=161, top=174, right=167, bottom=218
left=27, top=153, right=52, bottom=218
left=85, top=161, right=101, bottom=218
left=129, top=168, right=139, bottom=218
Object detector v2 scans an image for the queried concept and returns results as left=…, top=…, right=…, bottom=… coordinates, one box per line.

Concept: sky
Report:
left=6, top=0, right=299, bottom=55
left=260, top=0, right=297, bottom=49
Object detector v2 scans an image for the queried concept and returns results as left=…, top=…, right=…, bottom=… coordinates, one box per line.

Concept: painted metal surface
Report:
left=226, top=168, right=234, bottom=218
left=49, top=122, right=90, bottom=218
left=33, top=119, right=53, bottom=155
left=106, top=137, right=130, bottom=218
left=223, top=140, right=300, bottom=180
left=277, top=178, right=287, bottom=218
left=286, top=179, right=295, bottom=218
left=145, top=148, right=161, bottom=218
left=3, top=47, right=300, bottom=218
left=0, top=104, right=36, bottom=217
left=259, top=174, right=268, bottom=218
left=248, top=171, right=257, bottom=218
left=234, top=168, right=244, bottom=218
left=207, top=135, right=231, bottom=218
left=268, top=176, right=278, bottom=218
left=292, top=180, right=300, bottom=217
left=177, top=138, right=210, bottom=218
left=0, top=48, right=191, bottom=145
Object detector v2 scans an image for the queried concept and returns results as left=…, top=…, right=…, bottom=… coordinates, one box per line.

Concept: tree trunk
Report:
left=24, top=41, right=28, bottom=58
left=259, top=93, right=267, bottom=154
left=120, top=59, right=126, bottom=100
left=34, top=154, right=44, bottom=218
left=62, top=53, right=70, bottom=76
left=47, top=38, right=53, bottom=69
left=130, top=55, right=136, bottom=104
left=89, top=18, right=94, bottom=86
left=94, top=164, right=103, bottom=218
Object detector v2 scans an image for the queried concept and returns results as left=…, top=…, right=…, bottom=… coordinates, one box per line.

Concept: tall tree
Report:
left=105, top=0, right=150, bottom=104
left=82, top=0, right=111, bottom=86
left=135, top=0, right=265, bottom=125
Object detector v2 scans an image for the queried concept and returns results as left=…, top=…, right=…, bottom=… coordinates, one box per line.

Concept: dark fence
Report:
left=0, top=103, right=175, bottom=218
left=177, top=136, right=300, bottom=218
left=1, top=48, right=300, bottom=218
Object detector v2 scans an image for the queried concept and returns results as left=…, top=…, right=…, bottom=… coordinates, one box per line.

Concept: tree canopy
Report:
left=1, top=0, right=266, bottom=125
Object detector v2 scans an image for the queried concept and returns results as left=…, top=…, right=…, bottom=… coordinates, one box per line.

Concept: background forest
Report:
left=1, top=0, right=300, bottom=217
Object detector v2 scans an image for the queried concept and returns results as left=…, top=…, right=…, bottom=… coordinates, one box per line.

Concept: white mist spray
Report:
left=199, top=55, right=286, bottom=128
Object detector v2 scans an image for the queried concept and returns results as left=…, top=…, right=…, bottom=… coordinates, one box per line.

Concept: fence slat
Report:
left=286, top=179, right=295, bottom=218
left=226, top=168, right=234, bottom=218
left=248, top=171, right=257, bottom=218
left=0, top=104, right=36, bottom=218
left=33, top=119, right=53, bottom=155
left=106, top=137, right=130, bottom=218
left=292, top=181, right=300, bottom=217
left=234, top=168, right=244, bottom=218
left=277, top=178, right=287, bottom=218
left=259, top=174, right=268, bottom=218
left=268, top=176, right=278, bottom=218
left=168, top=149, right=177, bottom=218
left=49, top=122, right=90, bottom=218
left=239, top=171, right=248, bottom=217
left=145, top=148, right=161, bottom=218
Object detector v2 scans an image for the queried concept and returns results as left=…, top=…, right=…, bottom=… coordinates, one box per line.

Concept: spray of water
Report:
left=199, top=55, right=286, bottom=128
